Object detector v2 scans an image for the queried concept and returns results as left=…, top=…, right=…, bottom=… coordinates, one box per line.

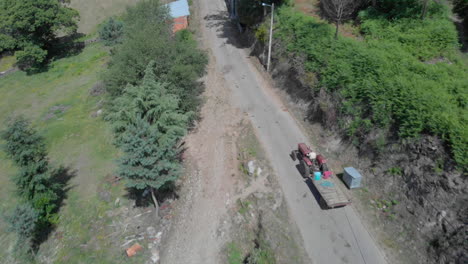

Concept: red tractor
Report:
left=291, top=143, right=351, bottom=209
left=291, top=143, right=330, bottom=178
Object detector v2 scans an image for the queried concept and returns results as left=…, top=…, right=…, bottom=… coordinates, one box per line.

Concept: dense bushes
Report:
left=275, top=6, right=467, bottom=169
left=104, top=0, right=207, bottom=212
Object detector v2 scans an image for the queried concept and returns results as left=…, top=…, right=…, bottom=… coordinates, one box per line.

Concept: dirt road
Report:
left=162, top=0, right=389, bottom=263
left=192, top=0, right=389, bottom=263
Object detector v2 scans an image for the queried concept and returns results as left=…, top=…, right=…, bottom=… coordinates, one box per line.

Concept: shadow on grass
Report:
left=32, top=166, right=77, bottom=252
left=24, top=33, right=87, bottom=75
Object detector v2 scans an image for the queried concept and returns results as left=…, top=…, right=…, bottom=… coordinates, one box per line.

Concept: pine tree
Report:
left=110, top=62, right=189, bottom=215
left=5, top=202, right=39, bottom=259
left=5, top=203, right=39, bottom=242
left=1, top=117, right=50, bottom=199
left=1, top=117, right=60, bottom=225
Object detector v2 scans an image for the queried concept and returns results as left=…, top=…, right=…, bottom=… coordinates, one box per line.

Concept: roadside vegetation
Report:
left=236, top=0, right=467, bottom=263
left=261, top=0, right=467, bottom=170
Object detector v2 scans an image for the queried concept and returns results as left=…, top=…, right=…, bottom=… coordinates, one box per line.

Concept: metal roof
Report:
left=168, top=0, right=190, bottom=18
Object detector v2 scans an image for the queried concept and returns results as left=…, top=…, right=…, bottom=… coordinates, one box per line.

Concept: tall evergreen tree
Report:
left=1, top=117, right=60, bottom=224
left=5, top=203, right=39, bottom=242
left=4, top=202, right=39, bottom=259
left=1, top=117, right=50, bottom=199
left=109, top=62, right=189, bottom=214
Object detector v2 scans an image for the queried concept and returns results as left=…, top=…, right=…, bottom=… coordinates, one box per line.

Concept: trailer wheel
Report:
left=291, top=150, right=297, bottom=161
left=300, top=160, right=310, bottom=178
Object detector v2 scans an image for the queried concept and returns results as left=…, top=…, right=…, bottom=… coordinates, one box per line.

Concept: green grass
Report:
left=227, top=242, right=244, bottom=264
left=70, top=0, right=139, bottom=34
left=0, top=0, right=148, bottom=261
left=0, top=43, right=146, bottom=263
left=0, top=55, right=16, bottom=72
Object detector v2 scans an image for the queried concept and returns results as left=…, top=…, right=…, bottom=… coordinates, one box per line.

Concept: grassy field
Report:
left=0, top=55, right=16, bottom=72
left=0, top=43, right=131, bottom=263
left=0, top=0, right=148, bottom=262
left=70, top=0, right=139, bottom=33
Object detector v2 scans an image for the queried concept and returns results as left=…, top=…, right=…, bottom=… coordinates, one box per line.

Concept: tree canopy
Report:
left=103, top=0, right=207, bottom=113
left=0, top=0, right=79, bottom=67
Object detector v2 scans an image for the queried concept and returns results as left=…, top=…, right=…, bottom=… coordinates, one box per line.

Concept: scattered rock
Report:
left=437, top=210, right=447, bottom=223
left=150, top=249, right=160, bottom=263
left=155, top=231, right=162, bottom=242
left=256, top=167, right=262, bottom=177
left=43, top=104, right=70, bottom=120
left=91, top=109, right=103, bottom=118
left=147, top=226, right=156, bottom=237
left=89, top=81, right=106, bottom=96
left=98, top=191, right=111, bottom=202
left=248, top=160, right=256, bottom=175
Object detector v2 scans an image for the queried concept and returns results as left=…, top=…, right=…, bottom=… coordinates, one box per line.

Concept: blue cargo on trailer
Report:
left=343, top=167, right=362, bottom=189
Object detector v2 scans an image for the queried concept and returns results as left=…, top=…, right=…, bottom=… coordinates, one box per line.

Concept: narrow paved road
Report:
left=198, top=0, right=388, bottom=263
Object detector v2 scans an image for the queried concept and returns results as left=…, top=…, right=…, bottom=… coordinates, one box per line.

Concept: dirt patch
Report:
left=160, top=38, right=243, bottom=263
left=43, top=104, right=71, bottom=121
left=224, top=122, right=311, bottom=264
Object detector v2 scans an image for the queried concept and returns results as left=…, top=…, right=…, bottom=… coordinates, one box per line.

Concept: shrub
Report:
left=99, top=17, right=124, bottom=46
left=15, top=44, right=48, bottom=69
left=255, top=23, right=268, bottom=43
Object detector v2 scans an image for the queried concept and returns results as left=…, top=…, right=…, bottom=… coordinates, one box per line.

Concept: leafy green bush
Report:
left=0, top=0, right=79, bottom=67
left=366, top=0, right=446, bottom=19
left=15, top=43, right=48, bottom=69
left=275, top=6, right=468, bottom=169
left=255, top=23, right=269, bottom=43
left=99, top=17, right=124, bottom=46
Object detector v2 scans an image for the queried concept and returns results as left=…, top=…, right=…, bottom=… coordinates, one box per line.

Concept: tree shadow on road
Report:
left=203, top=11, right=252, bottom=50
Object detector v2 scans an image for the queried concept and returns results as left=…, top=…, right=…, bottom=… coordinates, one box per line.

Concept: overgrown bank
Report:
left=235, top=0, right=467, bottom=263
